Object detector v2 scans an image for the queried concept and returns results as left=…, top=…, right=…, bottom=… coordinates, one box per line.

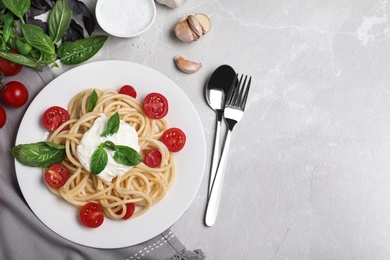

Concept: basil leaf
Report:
left=101, top=140, right=116, bottom=151
left=90, top=147, right=108, bottom=175
left=45, top=141, right=65, bottom=149
left=57, top=35, right=107, bottom=65
left=62, top=19, right=84, bottom=42
left=11, top=141, right=66, bottom=168
left=0, top=51, right=45, bottom=70
left=15, top=38, right=32, bottom=55
left=3, top=0, right=30, bottom=20
left=48, top=0, right=72, bottom=43
left=113, top=146, right=142, bottom=166
left=25, top=12, right=49, bottom=34
left=87, top=89, right=98, bottom=112
left=69, top=0, right=95, bottom=35
left=21, top=24, right=55, bottom=55
left=3, top=12, right=14, bottom=43
left=101, top=112, right=120, bottom=137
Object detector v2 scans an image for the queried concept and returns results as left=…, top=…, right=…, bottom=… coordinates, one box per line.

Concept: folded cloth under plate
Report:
left=0, top=66, right=205, bottom=260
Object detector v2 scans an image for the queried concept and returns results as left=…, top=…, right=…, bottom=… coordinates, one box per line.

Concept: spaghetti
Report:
left=44, top=88, right=175, bottom=220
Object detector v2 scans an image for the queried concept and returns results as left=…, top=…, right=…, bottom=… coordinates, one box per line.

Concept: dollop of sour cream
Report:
left=77, top=114, right=140, bottom=182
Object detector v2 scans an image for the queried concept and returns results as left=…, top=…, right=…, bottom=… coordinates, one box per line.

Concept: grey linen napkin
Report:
left=0, top=67, right=205, bottom=260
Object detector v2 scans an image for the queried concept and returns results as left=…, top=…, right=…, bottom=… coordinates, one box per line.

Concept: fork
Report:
left=204, top=74, right=252, bottom=227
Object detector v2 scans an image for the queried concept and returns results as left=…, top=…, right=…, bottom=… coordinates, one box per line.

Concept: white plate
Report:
left=14, top=60, right=206, bottom=248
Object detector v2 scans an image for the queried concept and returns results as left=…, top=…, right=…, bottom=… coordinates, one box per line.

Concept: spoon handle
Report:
left=205, top=128, right=232, bottom=226
left=208, top=111, right=224, bottom=196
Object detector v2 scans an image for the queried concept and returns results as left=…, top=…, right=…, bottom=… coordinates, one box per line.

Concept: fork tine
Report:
left=225, top=74, right=240, bottom=105
left=232, top=74, right=244, bottom=106
left=226, top=74, right=251, bottom=109
left=240, top=76, right=251, bottom=109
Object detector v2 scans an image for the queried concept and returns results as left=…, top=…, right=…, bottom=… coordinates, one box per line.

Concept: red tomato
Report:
left=0, top=51, right=23, bottom=76
left=80, top=202, right=104, bottom=228
left=1, top=81, right=29, bottom=107
left=44, top=164, right=69, bottom=188
left=0, top=105, right=6, bottom=128
left=143, top=149, right=162, bottom=168
left=161, top=127, right=186, bottom=152
left=143, top=92, right=168, bottom=119
left=117, top=202, right=135, bottom=220
left=119, top=85, right=137, bottom=98
left=42, top=106, right=70, bottom=131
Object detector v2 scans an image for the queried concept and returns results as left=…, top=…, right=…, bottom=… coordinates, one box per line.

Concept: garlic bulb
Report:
left=174, top=13, right=211, bottom=42
left=155, top=0, right=186, bottom=8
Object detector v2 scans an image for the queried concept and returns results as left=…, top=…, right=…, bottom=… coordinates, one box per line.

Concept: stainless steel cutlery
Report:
left=205, top=73, right=252, bottom=226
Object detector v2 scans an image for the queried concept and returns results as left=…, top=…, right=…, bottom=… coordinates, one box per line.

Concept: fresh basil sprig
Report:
left=0, top=0, right=107, bottom=69
left=11, top=141, right=66, bottom=168
left=87, top=90, right=98, bottom=112
left=101, top=112, right=120, bottom=137
left=90, top=141, right=142, bottom=175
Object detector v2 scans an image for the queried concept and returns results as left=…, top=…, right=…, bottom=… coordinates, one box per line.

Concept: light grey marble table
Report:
left=44, top=0, right=390, bottom=259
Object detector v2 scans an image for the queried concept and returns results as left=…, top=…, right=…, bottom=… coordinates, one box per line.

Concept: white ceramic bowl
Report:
left=95, top=0, right=156, bottom=38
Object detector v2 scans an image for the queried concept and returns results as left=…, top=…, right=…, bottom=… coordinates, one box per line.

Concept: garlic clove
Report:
left=194, top=13, right=211, bottom=33
left=187, top=15, right=203, bottom=38
left=174, top=56, right=202, bottom=74
left=174, top=18, right=196, bottom=42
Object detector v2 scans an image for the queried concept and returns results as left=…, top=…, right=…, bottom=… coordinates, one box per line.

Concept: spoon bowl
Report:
left=205, top=65, right=237, bottom=195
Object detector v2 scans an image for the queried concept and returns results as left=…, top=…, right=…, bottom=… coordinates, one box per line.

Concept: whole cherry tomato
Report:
left=0, top=51, right=23, bottom=76
left=0, top=105, right=6, bottom=128
left=1, top=81, right=29, bottom=107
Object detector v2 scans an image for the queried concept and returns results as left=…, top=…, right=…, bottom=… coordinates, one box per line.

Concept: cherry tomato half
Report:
left=0, top=51, right=23, bottom=76
left=0, top=105, right=6, bottom=128
left=119, top=85, right=137, bottom=98
left=117, top=202, right=136, bottom=220
left=1, top=81, right=29, bottom=107
left=42, top=106, right=70, bottom=131
left=143, top=92, right=168, bottom=119
left=44, top=164, right=69, bottom=188
left=143, top=149, right=162, bottom=168
left=161, top=127, right=186, bottom=152
left=80, top=202, right=104, bottom=228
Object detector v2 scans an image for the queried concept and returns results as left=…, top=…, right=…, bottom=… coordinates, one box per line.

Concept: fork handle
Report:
left=205, top=129, right=232, bottom=226
left=208, top=111, right=224, bottom=196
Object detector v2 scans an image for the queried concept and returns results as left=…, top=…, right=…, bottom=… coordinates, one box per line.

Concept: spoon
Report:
left=205, top=65, right=237, bottom=196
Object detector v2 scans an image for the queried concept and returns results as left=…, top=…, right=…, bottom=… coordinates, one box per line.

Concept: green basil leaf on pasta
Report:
left=101, top=140, right=116, bottom=151
left=90, top=147, right=108, bottom=175
left=10, top=141, right=66, bottom=168
left=101, top=112, right=120, bottom=137
left=87, top=89, right=98, bottom=112
left=113, top=145, right=142, bottom=166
